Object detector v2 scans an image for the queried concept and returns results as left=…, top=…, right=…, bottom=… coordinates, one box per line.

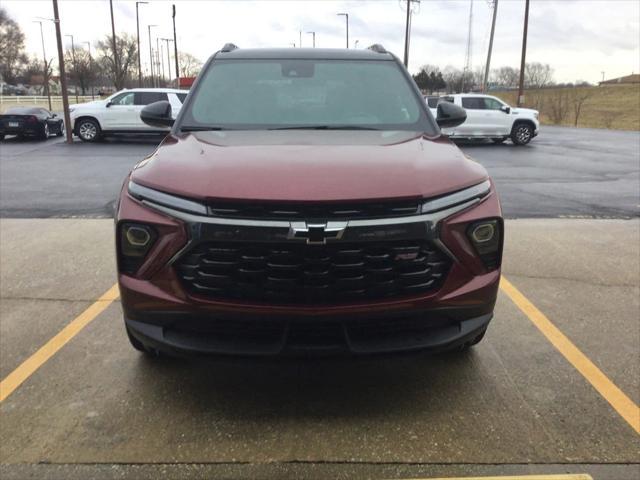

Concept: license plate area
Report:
left=8, top=122, right=19, bottom=127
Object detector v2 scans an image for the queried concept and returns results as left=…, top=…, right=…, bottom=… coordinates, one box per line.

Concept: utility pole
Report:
left=34, top=21, right=52, bottom=110
left=307, top=31, right=316, bottom=48
left=299, top=30, right=302, bottom=48
left=148, top=24, right=157, bottom=87
left=337, top=13, right=349, bottom=48
left=65, top=34, right=79, bottom=102
left=162, top=38, right=173, bottom=84
left=403, top=0, right=411, bottom=66
left=83, top=41, right=93, bottom=99
left=483, top=0, right=498, bottom=92
left=462, top=0, right=473, bottom=92
left=109, top=0, right=120, bottom=89
left=135, top=2, right=148, bottom=87
left=52, top=0, right=72, bottom=144
left=172, top=5, right=179, bottom=80
left=517, top=0, right=530, bottom=106
left=601, top=71, right=605, bottom=83
left=156, top=37, right=162, bottom=85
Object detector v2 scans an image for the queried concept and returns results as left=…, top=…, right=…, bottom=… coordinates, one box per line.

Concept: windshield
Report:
left=179, top=59, right=434, bottom=133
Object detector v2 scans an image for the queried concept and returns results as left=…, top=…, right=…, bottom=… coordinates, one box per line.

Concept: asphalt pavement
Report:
left=0, top=126, right=639, bottom=480
left=0, top=126, right=638, bottom=219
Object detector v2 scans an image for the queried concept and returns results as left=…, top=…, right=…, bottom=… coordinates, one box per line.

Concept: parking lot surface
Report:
left=0, top=127, right=639, bottom=479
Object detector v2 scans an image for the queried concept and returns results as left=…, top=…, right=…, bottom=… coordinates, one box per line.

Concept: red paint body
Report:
left=117, top=129, right=503, bottom=356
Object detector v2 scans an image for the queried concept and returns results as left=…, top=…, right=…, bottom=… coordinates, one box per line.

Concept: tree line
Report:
left=0, top=7, right=203, bottom=94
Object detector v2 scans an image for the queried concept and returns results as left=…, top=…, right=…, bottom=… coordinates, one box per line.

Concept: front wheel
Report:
left=40, top=123, right=50, bottom=140
left=0, top=133, right=4, bottom=141
left=76, top=118, right=101, bottom=142
left=56, top=122, right=64, bottom=137
left=511, top=123, right=533, bottom=145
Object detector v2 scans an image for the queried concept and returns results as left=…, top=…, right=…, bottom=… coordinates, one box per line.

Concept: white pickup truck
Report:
left=69, top=88, right=188, bottom=142
left=429, top=93, right=539, bottom=145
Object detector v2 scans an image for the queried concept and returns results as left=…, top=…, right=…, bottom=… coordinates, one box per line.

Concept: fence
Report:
left=0, top=95, right=96, bottom=113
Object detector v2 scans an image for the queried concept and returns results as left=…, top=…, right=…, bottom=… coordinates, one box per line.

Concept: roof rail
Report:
left=221, top=43, right=239, bottom=52
left=367, top=44, right=387, bottom=54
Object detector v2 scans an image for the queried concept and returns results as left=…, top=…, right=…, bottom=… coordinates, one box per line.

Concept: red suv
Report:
left=116, top=44, right=503, bottom=356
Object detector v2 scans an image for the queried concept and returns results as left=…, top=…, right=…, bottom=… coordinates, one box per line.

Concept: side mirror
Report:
left=140, top=100, right=174, bottom=128
left=436, top=102, right=467, bottom=129
left=52, top=113, right=58, bottom=118
left=106, top=101, right=112, bottom=108
left=500, top=105, right=511, bottom=114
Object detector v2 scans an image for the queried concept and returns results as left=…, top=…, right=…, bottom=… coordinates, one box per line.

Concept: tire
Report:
left=76, top=118, right=101, bottom=142
left=0, top=134, right=4, bottom=141
left=491, top=137, right=507, bottom=144
left=511, top=122, right=534, bottom=145
left=40, top=123, right=50, bottom=140
left=56, top=122, right=64, bottom=137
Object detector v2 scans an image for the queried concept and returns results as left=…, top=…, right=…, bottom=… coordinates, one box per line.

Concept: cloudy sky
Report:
left=4, top=0, right=640, bottom=84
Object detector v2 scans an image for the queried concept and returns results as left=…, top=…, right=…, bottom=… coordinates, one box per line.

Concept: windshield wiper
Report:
left=180, top=125, right=229, bottom=132
left=269, top=125, right=381, bottom=131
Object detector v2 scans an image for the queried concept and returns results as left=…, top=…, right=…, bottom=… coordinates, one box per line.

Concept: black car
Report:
left=0, top=107, right=65, bottom=140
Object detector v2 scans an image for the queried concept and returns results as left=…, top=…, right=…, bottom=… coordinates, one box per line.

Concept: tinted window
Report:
left=181, top=59, right=433, bottom=132
left=483, top=97, right=504, bottom=110
left=111, top=92, right=135, bottom=106
left=426, top=97, right=439, bottom=108
left=441, top=96, right=454, bottom=103
left=461, top=97, right=486, bottom=110
left=177, top=93, right=187, bottom=103
left=135, top=92, right=169, bottom=105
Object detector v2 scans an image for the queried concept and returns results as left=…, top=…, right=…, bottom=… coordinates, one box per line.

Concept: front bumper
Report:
left=116, top=179, right=503, bottom=356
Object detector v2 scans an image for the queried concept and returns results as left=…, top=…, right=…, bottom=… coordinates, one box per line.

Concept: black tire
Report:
left=491, top=137, right=507, bottom=144
left=0, top=133, right=4, bottom=141
left=56, top=122, right=64, bottom=137
left=510, top=122, right=534, bottom=145
left=40, top=123, right=50, bottom=140
left=76, top=118, right=101, bottom=142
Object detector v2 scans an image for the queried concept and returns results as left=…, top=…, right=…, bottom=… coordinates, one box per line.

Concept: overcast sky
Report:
left=4, top=0, right=639, bottom=84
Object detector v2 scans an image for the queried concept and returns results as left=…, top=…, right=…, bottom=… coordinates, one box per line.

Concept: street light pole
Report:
left=403, top=0, right=411, bottom=67
left=148, top=24, right=157, bottom=87
left=156, top=37, right=162, bottom=85
left=162, top=38, right=174, bottom=84
left=307, top=31, right=316, bottom=48
left=52, top=0, right=72, bottom=144
left=337, top=13, right=349, bottom=48
left=65, top=34, right=78, bottom=102
left=135, top=1, right=148, bottom=87
left=33, top=20, right=52, bottom=110
left=517, top=0, right=530, bottom=107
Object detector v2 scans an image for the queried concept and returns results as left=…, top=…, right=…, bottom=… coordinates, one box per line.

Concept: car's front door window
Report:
left=111, top=92, right=135, bottom=106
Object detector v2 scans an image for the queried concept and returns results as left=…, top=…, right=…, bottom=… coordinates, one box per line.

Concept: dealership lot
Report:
left=0, top=127, right=639, bottom=479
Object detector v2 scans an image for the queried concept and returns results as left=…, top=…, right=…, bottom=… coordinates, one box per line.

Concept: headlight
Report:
left=467, top=219, right=502, bottom=271
left=118, top=222, right=157, bottom=275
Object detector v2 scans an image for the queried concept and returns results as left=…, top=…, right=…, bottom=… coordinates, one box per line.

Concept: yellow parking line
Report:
left=418, top=475, right=592, bottom=480
left=417, top=475, right=592, bottom=480
left=500, top=275, right=640, bottom=435
left=0, top=283, right=119, bottom=403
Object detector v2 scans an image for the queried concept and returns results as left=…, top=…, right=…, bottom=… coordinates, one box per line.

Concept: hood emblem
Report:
left=288, top=221, right=347, bottom=245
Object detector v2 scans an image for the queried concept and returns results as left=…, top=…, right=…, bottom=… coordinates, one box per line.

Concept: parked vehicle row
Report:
left=424, top=93, right=540, bottom=145
left=0, top=107, right=65, bottom=141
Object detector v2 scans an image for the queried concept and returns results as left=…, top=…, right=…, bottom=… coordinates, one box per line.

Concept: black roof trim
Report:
left=367, top=44, right=387, bottom=54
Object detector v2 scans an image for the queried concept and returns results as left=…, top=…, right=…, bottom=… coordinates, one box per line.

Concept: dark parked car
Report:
left=0, top=107, right=64, bottom=140
left=116, top=44, right=503, bottom=357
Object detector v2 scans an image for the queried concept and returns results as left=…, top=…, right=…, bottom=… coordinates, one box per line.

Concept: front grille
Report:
left=208, top=200, right=420, bottom=220
left=176, top=240, right=450, bottom=304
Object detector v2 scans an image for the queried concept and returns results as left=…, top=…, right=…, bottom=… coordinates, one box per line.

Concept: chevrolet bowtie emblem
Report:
left=288, top=221, right=348, bottom=245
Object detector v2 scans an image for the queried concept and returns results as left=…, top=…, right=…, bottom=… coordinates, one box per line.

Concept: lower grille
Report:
left=176, top=240, right=450, bottom=304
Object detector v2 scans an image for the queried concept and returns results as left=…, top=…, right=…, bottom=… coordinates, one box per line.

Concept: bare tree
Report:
left=17, top=55, right=53, bottom=92
left=0, top=7, right=28, bottom=84
left=96, top=33, right=138, bottom=90
left=178, top=52, right=203, bottom=77
left=548, top=89, right=570, bottom=124
left=442, top=65, right=464, bottom=93
left=569, top=86, right=592, bottom=127
left=492, top=66, right=520, bottom=88
left=65, top=48, right=99, bottom=94
left=525, top=62, right=554, bottom=89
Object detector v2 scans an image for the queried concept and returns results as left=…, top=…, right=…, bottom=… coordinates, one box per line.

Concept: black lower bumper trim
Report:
left=125, top=312, right=493, bottom=357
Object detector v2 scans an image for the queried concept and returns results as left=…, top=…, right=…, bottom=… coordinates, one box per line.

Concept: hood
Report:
left=70, top=99, right=106, bottom=109
left=130, top=130, right=488, bottom=202
left=512, top=107, right=538, bottom=116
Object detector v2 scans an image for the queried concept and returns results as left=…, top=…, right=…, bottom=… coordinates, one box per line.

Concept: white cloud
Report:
left=4, top=0, right=639, bottom=83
